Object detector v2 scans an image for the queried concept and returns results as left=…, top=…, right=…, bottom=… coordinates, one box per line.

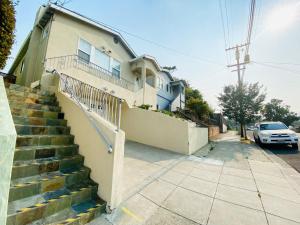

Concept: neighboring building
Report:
left=212, top=113, right=228, bottom=133
left=156, top=70, right=185, bottom=111
left=9, top=4, right=186, bottom=111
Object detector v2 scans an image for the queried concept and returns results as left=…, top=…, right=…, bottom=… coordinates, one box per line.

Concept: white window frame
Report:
left=77, top=37, right=122, bottom=79
left=77, top=38, right=92, bottom=63
left=110, top=58, right=121, bottom=78
left=94, top=48, right=110, bottom=72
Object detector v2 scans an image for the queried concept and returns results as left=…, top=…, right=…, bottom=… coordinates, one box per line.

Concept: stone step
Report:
left=13, top=116, right=67, bottom=126
left=8, top=94, right=58, bottom=106
left=16, top=134, right=74, bottom=147
left=11, top=108, right=64, bottom=119
left=7, top=85, right=56, bottom=98
left=15, top=125, right=70, bottom=135
left=6, top=89, right=56, bottom=101
left=9, top=84, right=55, bottom=97
left=9, top=100, right=61, bottom=112
left=49, top=200, right=106, bottom=225
left=11, top=155, right=84, bottom=179
left=14, top=145, right=79, bottom=161
left=9, top=167, right=91, bottom=202
left=6, top=184, right=99, bottom=225
left=7, top=84, right=106, bottom=225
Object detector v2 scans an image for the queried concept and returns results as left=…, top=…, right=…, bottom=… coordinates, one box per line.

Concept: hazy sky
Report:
left=4, top=0, right=300, bottom=114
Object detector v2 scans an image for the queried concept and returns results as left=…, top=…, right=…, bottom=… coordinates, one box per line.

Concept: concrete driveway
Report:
left=90, top=132, right=300, bottom=225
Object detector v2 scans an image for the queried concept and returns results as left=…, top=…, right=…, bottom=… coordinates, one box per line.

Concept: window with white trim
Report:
left=94, top=48, right=110, bottom=71
left=78, top=39, right=91, bottom=63
left=111, top=59, right=121, bottom=78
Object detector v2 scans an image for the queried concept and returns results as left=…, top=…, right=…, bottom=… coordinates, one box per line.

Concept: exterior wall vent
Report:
left=113, top=36, right=119, bottom=44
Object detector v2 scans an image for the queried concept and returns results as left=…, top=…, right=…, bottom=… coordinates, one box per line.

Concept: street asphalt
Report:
left=248, top=131, right=300, bottom=172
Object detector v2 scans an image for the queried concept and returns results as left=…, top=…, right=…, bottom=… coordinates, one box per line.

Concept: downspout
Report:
left=142, top=62, right=146, bottom=105
left=180, top=86, right=182, bottom=109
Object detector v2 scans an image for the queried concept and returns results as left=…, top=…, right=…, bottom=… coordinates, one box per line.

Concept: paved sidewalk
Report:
left=90, top=133, right=300, bottom=225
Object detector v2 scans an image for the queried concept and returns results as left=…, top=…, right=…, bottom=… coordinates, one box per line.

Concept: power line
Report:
left=241, top=0, right=256, bottom=81
left=253, top=61, right=300, bottom=76
left=252, top=0, right=262, bottom=42
left=219, top=0, right=229, bottom=64
left=256, top=61, right=300, bottom=66
left=224, top=0, right=232, bottom=63
left=47, top=1, right=224, bottom=66
left=90, top=19, right=223, bottom=66
left=219, top=0, right=232, bottom=65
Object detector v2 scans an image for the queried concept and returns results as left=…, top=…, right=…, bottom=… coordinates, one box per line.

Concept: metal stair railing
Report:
left=57, top=73, right=123, bottom=153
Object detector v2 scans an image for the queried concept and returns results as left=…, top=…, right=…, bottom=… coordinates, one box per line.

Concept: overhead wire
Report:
left=49, top=0, right=222, bottom=66
left=241, top=0, right=256, bottom=81
left=85, top=18, right=223, bottom=66
left=256, top=61, right=300, bottom=66
left=219, top=0, right=230, bottom=65
left=224, top=0, right=232, bottom=64
left=252, top=61, right=300, bottom=76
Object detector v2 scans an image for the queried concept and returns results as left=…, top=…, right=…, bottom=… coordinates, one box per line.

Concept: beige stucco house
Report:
left=9, top=4, right=186, bottom=111
left=3, top=4, right=208, bottom=221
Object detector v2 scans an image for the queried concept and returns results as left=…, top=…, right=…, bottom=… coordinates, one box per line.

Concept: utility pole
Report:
left=225, top=43, right=250, bottom=138
left=225, top=43, right=249, bottom=86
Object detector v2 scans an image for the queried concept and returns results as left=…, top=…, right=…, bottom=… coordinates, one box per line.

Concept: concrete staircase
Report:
left=6, top=84, right=106, bottom=225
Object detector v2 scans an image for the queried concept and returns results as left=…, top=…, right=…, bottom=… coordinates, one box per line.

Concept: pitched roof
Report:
left=41, top=4, right=137, bottom=58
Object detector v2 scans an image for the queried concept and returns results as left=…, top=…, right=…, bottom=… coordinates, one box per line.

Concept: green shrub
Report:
left=0, top=0, right=16, bottom=69
left=138, top=104, right=151, bottom=110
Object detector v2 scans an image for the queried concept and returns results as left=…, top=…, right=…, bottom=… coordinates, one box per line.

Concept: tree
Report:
left=0, top=0, right=16, bottom=69
left=185, top=87, right=212, bottom=121
left=218, top=82, right=266, bottom=138
left=263, top=99, right=299, bottom=126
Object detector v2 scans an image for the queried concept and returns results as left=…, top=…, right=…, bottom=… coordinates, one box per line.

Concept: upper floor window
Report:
left=77, top=38, right=122, bottom=79
left=78, top=39, right=91, bottom=63
left=111, top=59, right=121, bottom=78
left=94, top=48, right=110, bottom=71
left=166, top=84, right=169, bottom=92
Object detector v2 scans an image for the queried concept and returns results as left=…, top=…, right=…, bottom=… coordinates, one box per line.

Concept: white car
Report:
left=253, top=121, right=299, bottom=149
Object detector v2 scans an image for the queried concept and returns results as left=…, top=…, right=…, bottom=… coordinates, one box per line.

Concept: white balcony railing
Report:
left=45, top=55, right=136, bottom=91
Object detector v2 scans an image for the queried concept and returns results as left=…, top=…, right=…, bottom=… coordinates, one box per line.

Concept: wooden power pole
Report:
left=225, top=43, right=250, bottom=138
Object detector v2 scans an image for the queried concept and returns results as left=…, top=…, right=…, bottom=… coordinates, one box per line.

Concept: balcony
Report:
left=45, top=55, right=137, bottom=92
